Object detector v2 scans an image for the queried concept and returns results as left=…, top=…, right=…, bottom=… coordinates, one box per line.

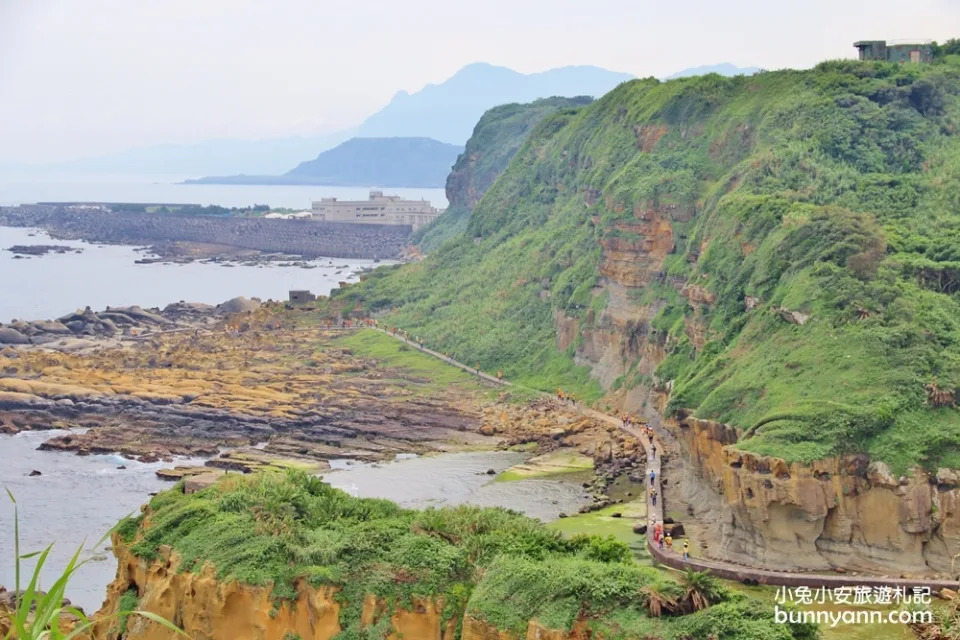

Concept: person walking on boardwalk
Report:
left=665, top=533, right=673, bottom=552
left=649, top=469, right=656, bottom=486
left=475, top=362, right=481, bottom=375
left=497, top=370, right=503, bottom=382
left=419, top=337, right=424, bottom=349
left=649, top=487, right=657, bottom=507
left=651, top=444, right=657, bottom=459
left=682, top=539, right=690, bottom=561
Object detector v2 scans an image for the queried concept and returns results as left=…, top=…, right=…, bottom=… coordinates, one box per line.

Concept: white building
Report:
left=265, top=211, right=313, bottom=219
left=310, top=191, right=441, bottom=230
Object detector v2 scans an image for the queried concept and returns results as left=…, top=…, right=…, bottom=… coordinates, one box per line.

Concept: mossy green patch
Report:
left=549, top=500, right=649, bottom=560
left=495, top=450, right=594, bottom=481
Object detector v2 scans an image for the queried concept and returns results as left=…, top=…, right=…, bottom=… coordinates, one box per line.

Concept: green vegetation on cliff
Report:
left=331, top=55, right=960, bottom=474
left=119, top=472, right=814, bottom=639
left=413, top=96, right=593, bottom=251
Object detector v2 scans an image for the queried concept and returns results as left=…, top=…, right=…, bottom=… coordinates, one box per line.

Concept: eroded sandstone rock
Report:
left=674, top=415, right=960, bottom=576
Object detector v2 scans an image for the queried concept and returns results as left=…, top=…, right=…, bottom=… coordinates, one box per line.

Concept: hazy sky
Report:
left=1, top=0, right=958, bottom=163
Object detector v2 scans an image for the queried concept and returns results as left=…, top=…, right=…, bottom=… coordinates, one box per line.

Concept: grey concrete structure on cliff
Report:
left=0, top=206, right=411, bottom=259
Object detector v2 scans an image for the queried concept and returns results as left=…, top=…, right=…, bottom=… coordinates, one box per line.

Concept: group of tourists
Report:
left=325, top=317, right=378, bottom=329
left=652, top=521, right=690, bottom=560
left=555, top=389, right=579, bottom=407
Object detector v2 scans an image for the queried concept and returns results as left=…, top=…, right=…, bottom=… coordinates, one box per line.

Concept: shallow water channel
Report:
left=0, top=436, right=591, bottom=613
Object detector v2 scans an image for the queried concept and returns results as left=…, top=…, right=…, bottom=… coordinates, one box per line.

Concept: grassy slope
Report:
left=120, top=472, right=814, bottom=640
left=413, top=96, right=594, bottom=252
left=335, top=57, right=960, bottom=474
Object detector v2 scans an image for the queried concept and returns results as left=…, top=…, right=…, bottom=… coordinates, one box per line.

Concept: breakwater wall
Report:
left=0, top=206, right=411, bottom=259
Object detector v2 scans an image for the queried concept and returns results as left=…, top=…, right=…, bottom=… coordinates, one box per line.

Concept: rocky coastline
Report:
left=0, top=304, right=640, bottom=507
left=0, top=205, right=411, bottom=260
left=6, top=244, right=82, bottom=257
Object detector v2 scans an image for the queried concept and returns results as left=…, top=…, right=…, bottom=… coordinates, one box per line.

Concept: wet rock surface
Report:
left=6, top=244, right=80, bottom=256
left=0, top=307, right=631, bottom=480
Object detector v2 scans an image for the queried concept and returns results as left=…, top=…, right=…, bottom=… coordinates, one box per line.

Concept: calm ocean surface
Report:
left=0, top=226, right=386, bottom=323
left=0, top=179, right=445, bottom=321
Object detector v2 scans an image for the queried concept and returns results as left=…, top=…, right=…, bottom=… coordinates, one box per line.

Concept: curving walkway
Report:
left=350, top=326, right=960, bottom=592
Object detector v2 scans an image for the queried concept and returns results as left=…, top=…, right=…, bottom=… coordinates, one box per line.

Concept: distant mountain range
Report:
left=663, top=63, right=761, bottom=79
left=353, top=63, right=633, bottom=144
left=12, top=62, right=758, bottom=181
left=186, top=137, right=463, bottom=188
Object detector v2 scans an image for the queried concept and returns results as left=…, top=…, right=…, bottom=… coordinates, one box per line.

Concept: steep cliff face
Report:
left=96, top=542, right=342, bottom=640
left=97, top=541, right=468, bottom=640
left=673, top=415, right=960, bottom=576
left=334, top=58, right=960, bottom=574
left=95, top=541, right=602, bottom=640
left=95, top=541, right=593, bottom=640
left=413, top=96, right=593, bottom=251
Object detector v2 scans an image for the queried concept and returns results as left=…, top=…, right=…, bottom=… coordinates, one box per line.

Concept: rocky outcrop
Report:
left=95, top=542, right=566, bottom=640
left=554, top=203, right=678, bottom=396
left=0, top=328, right=29, bottom=344
left=95, top=542, right=344, bottom=640
left=673, top=415, right=960, bottom=577
left=5, top=244, right=79, bottom=256
left=215, top=297, right=260, bottom=314
left=0, top=297, right=266, bottom=350
left=0, top=205, right=410, bottom=260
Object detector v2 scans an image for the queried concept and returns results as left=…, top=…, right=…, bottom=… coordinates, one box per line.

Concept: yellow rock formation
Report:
left=93, top=540, right=573, bottom=640
left=675, top=415, right=960, bottom=576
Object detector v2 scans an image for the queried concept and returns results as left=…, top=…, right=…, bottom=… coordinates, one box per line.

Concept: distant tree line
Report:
left=933, top=39, right=960, bottom=59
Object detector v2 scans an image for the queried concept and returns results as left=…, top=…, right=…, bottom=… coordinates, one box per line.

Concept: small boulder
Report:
left=216, top=297, right=261, bottom=314
left=28, top=469, right=41, bottom=477
left=774, top=307, right=810, bottom=326
left=632, top=524, right=647, bottom=535
left=485, top=468, right=496, bottom=475
left=0, top=328, right=29, bottom=345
